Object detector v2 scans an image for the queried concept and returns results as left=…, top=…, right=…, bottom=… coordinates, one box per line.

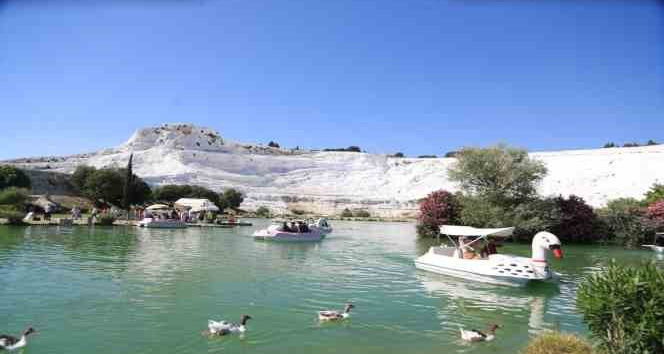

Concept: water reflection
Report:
left=415, top=271, right=559, bottom=335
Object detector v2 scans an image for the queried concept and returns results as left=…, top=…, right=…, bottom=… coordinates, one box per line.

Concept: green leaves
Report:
left=577, top=261, right=664, bottom=354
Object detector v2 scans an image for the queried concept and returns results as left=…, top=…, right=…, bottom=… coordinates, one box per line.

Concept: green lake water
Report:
left=1, top=220, right=661, bottom=354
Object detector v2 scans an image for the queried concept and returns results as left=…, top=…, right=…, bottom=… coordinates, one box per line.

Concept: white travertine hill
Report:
left=4, top=123, right=663, bottom=217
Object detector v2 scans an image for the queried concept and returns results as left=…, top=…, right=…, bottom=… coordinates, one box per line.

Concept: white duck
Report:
left=0, top=327, right=37, bottom=351
left=206, top=315, right=252, bottom=336
left=460, top=324, right=500, bottom=342
left=318, top=303, right=354, bottom=321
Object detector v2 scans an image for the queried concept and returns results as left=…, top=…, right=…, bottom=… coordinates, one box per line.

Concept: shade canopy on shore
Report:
left=174, top=198, right=219, bottom=212
left=146, top=204, right=170, bottom=210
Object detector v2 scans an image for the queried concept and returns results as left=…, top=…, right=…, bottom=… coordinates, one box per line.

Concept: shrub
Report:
left=596, top=198, right=654, bottom=248
left=444, top=151, right=457, bottom=158
left=324, top=146, right=362, bottom=153
left=521, top=331, right=594, bottom=354
left=75, top=166, right=151, bottom=206
left=512, top=197, right=560, bottom=241
left=646, top=139, right=658, bottom=146
left=417, top=190, right=460, bottom=237
left=577, top=261, right=664, bottom=354
left=646, top=201, right=664, bottom=229
left=340, top=208, right=353, bottom=218
left=354, top=210, right=370, bottom=218
left=448, top=144, right=547, bottom=205
left=0, top=209, right=26, bottom=225
left=0, top=187, right=29, bottom=207
left=643, top=183, right=664, bottom=205
left=623, top=142, right=640, bottom=147
left=389, top=152, right=405, bottom=158
left=97, top=215, right=116, bottom=226
left=267, top=141, right=280, bottom=148
left=290, top=208, right=305, bottom=215
left=603, top=142, right=616, bottom=148
left=552, top=195, right=598, bottom=243
left=255, top=206, right=270, bottom=217
left=417, top=155, right=437, bottom=158
left=0, top=165, right=31, bottom=190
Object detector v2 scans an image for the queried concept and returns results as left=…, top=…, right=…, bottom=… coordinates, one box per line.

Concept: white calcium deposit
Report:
left=5, top=123, right=663, bottom=217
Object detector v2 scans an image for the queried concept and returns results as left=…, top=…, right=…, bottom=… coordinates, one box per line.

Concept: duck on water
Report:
left=318, top=303, right=354, bottom=321
left=460, top=324, right=500, bottom=342
left=204, top=315, right=252, bottom=336
left=0, top=327, right=37, bottom=351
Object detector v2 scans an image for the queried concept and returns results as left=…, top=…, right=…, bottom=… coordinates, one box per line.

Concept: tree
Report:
left=121, top=153, right=134, bottom=210
left=71, top=165, right=96, bottom=193
left=643, top=183, right=664, bottom=205
left=444, top=151, right=458, bottom=158
left=389, top=152, right=405, bottom=158
left=416, top=190, right=460, bottom=237
left=417, top=155, right=437, bottom=158
left=623, top=142, right=640, bottom=147
left=152, top=184, right=225, bottom=210
left=603, top=142, right=616, bottom=148
left=448, top=144, right=547, bottom=205
left=78, top=167, right=150, bottom=206
left=646, top=139, right=658, bottom=146
left=223, top=188, right=244, bottom=209
left=268, top=141, right=280, bottom=148
left=255, top=206, right=270, bottom=217
left=0, top=165, right=31, bottom=190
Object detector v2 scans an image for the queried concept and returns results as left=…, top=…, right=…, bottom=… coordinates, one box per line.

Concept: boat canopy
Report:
left=174, top=198, right=220, bottom=212
left=439, top=225, right=514, bottom=238
left=146, top=204, right=170, bottom=210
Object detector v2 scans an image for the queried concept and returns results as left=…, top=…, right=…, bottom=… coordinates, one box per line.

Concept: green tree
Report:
left=448, top=144, right=547, bottom=205
left=644, top=183, right=664, bottom=205
left=121, top=154, right=134, bottom=210
left=0, top=165, right=31, bottom=190
left=223, top=188, right=244, bottom=209
left=80, top=167, right=150, bottom=206
left=152, top=184, right=226, bottom=210
left=255, top=206, right=270, bottom=217
left=71, top=165, right=96, bottom=193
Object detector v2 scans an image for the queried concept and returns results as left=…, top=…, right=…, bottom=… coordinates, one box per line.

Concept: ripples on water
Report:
left=0, top=221, right=661, bottom=354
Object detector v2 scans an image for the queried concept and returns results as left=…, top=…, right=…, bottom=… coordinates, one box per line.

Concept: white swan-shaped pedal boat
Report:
left=415, top=226, right=563, bottom=286
left=460, top=324, right=500, bottom=342
left=318, top=303, right=354, bottom=321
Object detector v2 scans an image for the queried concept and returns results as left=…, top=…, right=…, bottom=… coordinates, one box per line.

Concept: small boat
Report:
left=253, top=219, right=331, bottom=242
left=137, top=218, right=187, bottom=229
left=642, top=233, right=664, bottom=253
left=415, top=225, right=563, bottom=286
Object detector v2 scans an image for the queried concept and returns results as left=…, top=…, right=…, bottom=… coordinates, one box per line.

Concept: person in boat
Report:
left=281, top=222, right=291, bottom=232
left=480, top=238, right=503, bottom=258
left=300, top=221, right=310, bottom=233
left=458, top=237, right=476, bottom=259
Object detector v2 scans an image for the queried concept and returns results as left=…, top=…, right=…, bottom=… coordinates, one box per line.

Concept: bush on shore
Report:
left=416, top=190, right=460, bottom=236
left=255, top=206, right=270, bottom=217
left=96, top=215, right=116, bottom=226
left=0, top=187, right=29, bottom=207
left=521, top=331, right=594, bottom=354
left=596, top=199, right=654, bottom=248
left=577, top=261, right=664, bottom=354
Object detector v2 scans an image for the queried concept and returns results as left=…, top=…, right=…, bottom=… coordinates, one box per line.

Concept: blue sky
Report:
left=1, top=0, right=662, bottom=159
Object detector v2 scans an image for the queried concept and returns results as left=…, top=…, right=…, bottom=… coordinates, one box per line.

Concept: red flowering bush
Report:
left=646, top=201, right=664, bottom=228
left=416, top=190, right=460, bottom=237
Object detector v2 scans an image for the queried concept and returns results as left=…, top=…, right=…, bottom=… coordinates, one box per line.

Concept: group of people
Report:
left=279, top=221, right=310, bottom=233
left=458, top=236, right=502, bottom=259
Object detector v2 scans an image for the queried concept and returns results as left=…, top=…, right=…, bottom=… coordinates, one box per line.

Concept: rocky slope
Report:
left=4, top=123, right=663, bottom=217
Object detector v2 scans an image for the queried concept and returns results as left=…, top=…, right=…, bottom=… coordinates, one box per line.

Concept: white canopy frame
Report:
left=438, top=225, right=515, bottom=249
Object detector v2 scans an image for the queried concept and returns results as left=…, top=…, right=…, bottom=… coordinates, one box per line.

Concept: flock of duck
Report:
left=1, top=303, right=498, bottom=351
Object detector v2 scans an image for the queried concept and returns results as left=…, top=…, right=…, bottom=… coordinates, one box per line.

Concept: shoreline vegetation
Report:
left=416, top=145, right=664, bottom=248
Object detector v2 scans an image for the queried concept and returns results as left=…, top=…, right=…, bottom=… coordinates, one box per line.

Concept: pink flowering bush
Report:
left=416, top=190, right=460, bottom=237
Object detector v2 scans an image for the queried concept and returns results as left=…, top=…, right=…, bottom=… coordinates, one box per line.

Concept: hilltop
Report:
left=4, top=123, right=663, bottom=217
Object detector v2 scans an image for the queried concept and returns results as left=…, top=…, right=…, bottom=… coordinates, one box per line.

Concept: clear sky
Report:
left=1, top=0, right=662, bottom=159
